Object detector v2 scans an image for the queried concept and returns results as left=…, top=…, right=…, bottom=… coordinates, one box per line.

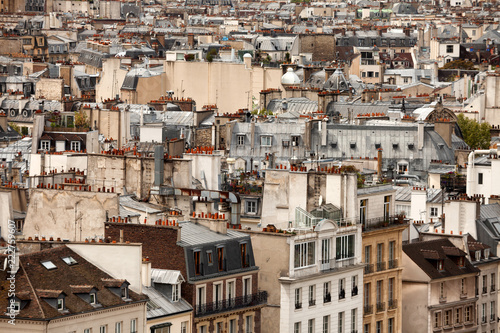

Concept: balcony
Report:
left=388, top=259, right=398, bottom=269
left=195, top=291, right=267, bottom=317
left=324, top=293, right=331, bottom=303
left=364, top=264, right=374, bottom=274
left=319, top=258, right=356, bottom=272
left=295, top=302, right=302, bottom=310
left=364, top=304, right=373, bottom=315
left=491, top=285, right=496, bottom=292
left=376, top=261, right=386, bottom=272
left=339, top=289, right=346, bottom=300
left=362, top=214, right=408, bottom=232
left=352, top=286, right=358, bottom=297
left=483, top=287, right=488, bottom=294
left=376, top=302, right=385, bottom=312
left=309, top=299, right=316, bottom=307
left=388, top=298, right=397, bottom=310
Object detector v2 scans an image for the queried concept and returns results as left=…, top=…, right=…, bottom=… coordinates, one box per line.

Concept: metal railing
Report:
left=324, top=293, right=331, bottom=303
left=388, top=298, right=397, bottom=309
left=376, top=302, right=385, bottom=312
left=195, top=291, right=267, bottom=317
left=491, top=285, right=496, bottom=292
left=309, top=299, right=316, bottom=306
left=339, top=289, right=345, bottom=300
left=364, top=264, right=373, bottom=274
left=483, top=286, right=488, bottom=294
left=364, top=304, right=373, bottom=315
left=376, top=261, right=386, bottom=272
left=295, top=302, right=302, bottom=310
left=319, top=258, right=356, bottom=271
left=352, top=286, right=358, bottom=297
left=388, top=259, right=398, bottom=269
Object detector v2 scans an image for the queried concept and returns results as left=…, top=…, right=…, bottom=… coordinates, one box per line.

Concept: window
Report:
left=461, top=278, right=466, bottom=295
left=376, top=321, right=382, bottom=333
left=492, top=273, right=496, bottom=291
left=216, top=322, right=223, bottom=333
left=365, top=245, right=371, bottom=264
left=384, top=196, right=391, bottom=220
left=282, top=140, right=290, bottom=147
left=456, top=307, right=462, bottom=324
left=130, top=319, right=137, bottom=333
left=465, top=306, right=472, bottom=322
left=351, top=309, right=357, bottom=332
left=376, top=280, right=383, bottom=306
left=199, top=326, right=207, bottom=333
left=438, top=260, right=444, bottom=271
left=41, top=140, right=50, bottom=151
left=362, top=72, right=366, bottom=78
left=243, top=277, right=252, bottom=299
left=446, top=45, right=454, bottom=53
left=324, top=282, right=331, bottom=303
left=478, top=173, right=483, bottom=184
left=245, top=315, right=253, bottom=333
left=172, top=283, right=180, bottom=302
left=57, top=298, right=64, bottom=310
left=439, top=282, right=445, bottom=299
left=430, top=207, right=438, bottom=217
left=90, top=292, right=96, bottom=304
left=445, top=309, right=452, bottom=326
left=71, top=141, right=80, bottom=151
left=308, top=319, right=315, bottom=333
left=197, top=286, right=206, bottom=308
left=403, top=77, right=409, bottom=84
left=309, top=285, right=316, bottom=306
left=181, top=322, right=187, bottom=333
left=367, top=71, right=374, bottom=78
left=245, top=201, right=257, bottom=214
left=292, top=136, right=300, bottom=147
left=388, top=278, right=394, bottom=303
left=115, top=322, right=122, bottom=333
left=207, top=251, right=213, bottom=265
left=483, top=275, right=488, bottom=294
left=339, top=279, right=345, bottom=299
left=375, top=72, right=379, bottom=78
left=260, top=136, right=272, bottom=147
left=229, top=319, right=236, bottom=333
left=11, top=301, right=20, bottom=312
left=294, top=242, right=315, bottom=268
left=352, top=276, right=358, bottom=296
left=338, top=312, right=344, bottom=333
left=41, top=260, right=57, bottom=270
left=194, top=250, right=201, bottom=275
left=121, top=286, right=128, bottom=299
left=389, top=241, right=395, bottom=268
left=227, top=280, right=235, bottom=303
left=295, top=288, right=302, bottom=309
left=376, top=243, right=384, bottom=271
left=294, top=322, right=301, bottom=333
left=482, top=303, right=487, bottom=323
left=491, top=301, right=495, bottom=321
left=397, top=163, right=408, bottom=174
left=364, top=283, right=370, bottom=307
left=100, top=326, right=107, bottom=333
left=322, top=238, right=331, bottom=263
left=434, top=311, right=442, bottom=328
left=360, top=200, right=367, bottom=225
left=388, top=318, right=394, bottom=333
left=336, top=235, right=355, bottom=260
left=62, top=256, right=77, bottom=265
left=364, top=324, right=370, bottom=333
left=237, top=135, right=245, bottom=145
left=241, top=243, right=248, bottom=267
left=323, top=315, right=330, bottom=333
left=84, top=329, right=91, bottom=333
left=217, top=247, right=225, bottom=271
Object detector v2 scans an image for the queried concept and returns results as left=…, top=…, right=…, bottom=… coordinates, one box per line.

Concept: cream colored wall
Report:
left=68, top=243, right=143, bottom=293
left=148, top=313, right=193, bottom=333
left=124, top=73, right=167, bottom=105
left=401, top=281, right=429, bottom=333
left=35, top=78, right=64, bottom=101
left=163, top=61, right=283, bottom=114
left=244, top=231, right=290, bottom=333
left=28, top=153, right=88, bottom=176
left=23, top=189, right=119, bottom=241
left=95, top=58, right=128, bottom=102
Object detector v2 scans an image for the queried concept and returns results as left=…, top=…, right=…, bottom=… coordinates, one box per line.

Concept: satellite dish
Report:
left=319, top=195, right=323, bottom=206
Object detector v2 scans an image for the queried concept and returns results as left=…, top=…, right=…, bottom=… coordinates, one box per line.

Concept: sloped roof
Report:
left=177, top=221, right=249, bottom=247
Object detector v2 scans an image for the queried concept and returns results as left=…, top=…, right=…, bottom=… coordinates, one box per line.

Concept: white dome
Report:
left=281, top=67, right=301, bottom=85
left=243, top=53, right=252, bottom=58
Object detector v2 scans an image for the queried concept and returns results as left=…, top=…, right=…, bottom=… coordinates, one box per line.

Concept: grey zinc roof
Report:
left=480, top=204, right=500, bottom=220
left=0, top=137, right=31, bottom=163
left=395, top=186, right=446, bottom=203
left=357, top=184, right=394, bottom=196
left=177, top=221, right=248, bottom=247
left=151, top=269, right=184, bottom=284
left=119, top=195, right=164, bottom=214
left=143, top=286, right=192, bottom=319
left=267, top=97, right=318, bottom=114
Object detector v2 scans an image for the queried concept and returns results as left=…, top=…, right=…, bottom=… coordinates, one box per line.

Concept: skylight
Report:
left=41, top=260, right=57, bottom=270
left=62, top=256, right=77, bottom=265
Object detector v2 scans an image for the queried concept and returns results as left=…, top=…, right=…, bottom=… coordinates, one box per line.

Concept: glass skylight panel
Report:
left=41, top=260, right=57, bottom=270
left=61, top=256, right=77, bottom=265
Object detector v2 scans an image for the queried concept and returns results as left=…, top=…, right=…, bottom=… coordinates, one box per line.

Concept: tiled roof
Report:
left=403, top=239, right=479, bottom=280
left=0, top=246, right=146, bottom=320
left=70, top=285, right=95, bottom=294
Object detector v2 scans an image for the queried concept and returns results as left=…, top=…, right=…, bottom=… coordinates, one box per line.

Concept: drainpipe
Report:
left=466, top=149, right=497, bottom=197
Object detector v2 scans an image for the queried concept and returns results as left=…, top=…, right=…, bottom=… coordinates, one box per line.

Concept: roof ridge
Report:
left=20, top=260, right=46, bottom=319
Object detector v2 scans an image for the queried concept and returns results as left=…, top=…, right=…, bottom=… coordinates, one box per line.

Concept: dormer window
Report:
left=121, top=286, right=128, bottom=299
left=475, top=251, right=481, bottom=261
left=437, top=260, right=444, bottom=271
left=90, top=292, right=96, bottom=305
left=11, top=301, right=20, bottom=312
left=484, top=249, right=490, bottom=260
left=40, top=140, right=50, bottom=151
left=172, top=284, right=180, bottom=302
left=458, top=256, right=465, bottom=268
left=57, top=298, right=64, bottom=311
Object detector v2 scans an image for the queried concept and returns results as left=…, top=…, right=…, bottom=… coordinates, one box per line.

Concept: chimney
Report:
left=418, top=121, right=425, bottom=150
left=243, top=53, right=252, bottom=69
left=187, top=33, right=195, bottom=49
left=377, top=148, right=383, bottom=179
left=154, top=145, right=164, bottom=187
left=303, top=66, right=314, bottom=83
left=141, top=258, right=152, bottom=287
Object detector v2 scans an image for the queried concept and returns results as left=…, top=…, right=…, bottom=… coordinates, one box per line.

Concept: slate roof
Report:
left=403, top=239, right=479, bottom=280
left=177, top=221, right=249, bottom=247
left=480, top=203, right=500, bottom=220
left=0, top=246, right=147, bottom=320
left=143, top=286, right=192, bottom=319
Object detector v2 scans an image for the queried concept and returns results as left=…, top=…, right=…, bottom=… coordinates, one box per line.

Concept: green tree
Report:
left=9, top=122, right=20, bottom=134
left=441, top=59, right=475, bottom=70
left=457, top=113, right=491, bottom=149
left=75, top=110, right=90, bottom=128
left=206, top=49, right=217, bottom=63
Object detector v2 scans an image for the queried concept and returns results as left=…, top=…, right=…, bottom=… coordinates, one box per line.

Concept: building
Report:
left=0, top=245, right=148, bottom=332
left=402, top=239, right=480, bottom=333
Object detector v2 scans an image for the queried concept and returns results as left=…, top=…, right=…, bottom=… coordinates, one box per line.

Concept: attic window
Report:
left=41, top=260, right=57, bottom=270
left=485, top=249, right=490, bottom=260
left=475, top=250, right=481, bottom=261
left=437, top=143, right=444, bottom=149
left=437, top=260, right=444, bottom=271
left=408, top=143, right=414, bottom=150
left=121, top=286, right=129, bottom=300
left=374, top=143, right=381, bottom=149
left=11, top=301, right=20, bottom=312
left=350, top=142, right=356, bottom=149
left=330, top=142, right=337, bottom=148
left=62, top=256, right=77, bottom=265
left=57, top=298, right=64, bottom=311
left=393, top=143, right=399, bottom=149
left=90, top=292, right=96, bottom=305
left=172, top=284, right=180, bottom=302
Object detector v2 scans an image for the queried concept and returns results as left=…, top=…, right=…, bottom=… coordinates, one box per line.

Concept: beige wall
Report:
left=23, top=189, right=119, bottom=241
left=35, top=78, right=64, bottom=101
left=95, top=58, right=128, bottom=102
left=163, top=61, right=283, bottom=114
left=147, top=313, right=193, bottom=333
